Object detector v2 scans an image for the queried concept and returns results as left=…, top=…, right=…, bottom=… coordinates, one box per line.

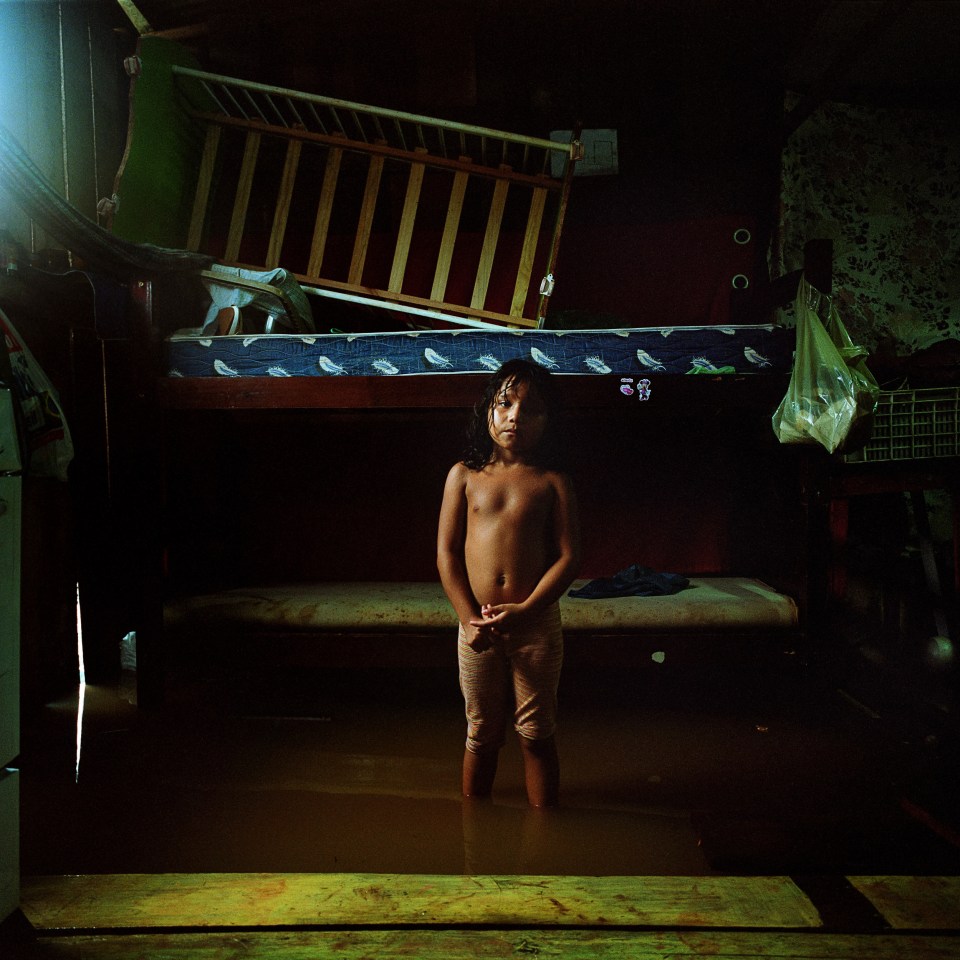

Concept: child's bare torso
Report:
left=463, top=461, right=558, bottom=607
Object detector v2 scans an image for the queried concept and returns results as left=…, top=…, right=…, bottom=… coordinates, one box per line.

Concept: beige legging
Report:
left=458, top=602, right=563, bottom=754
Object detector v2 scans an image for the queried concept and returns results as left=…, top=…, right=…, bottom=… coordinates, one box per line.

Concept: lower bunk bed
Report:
left=148, top=352, right=808, bottom=703
left=139, top=249, right=826, bottom=701
left=161, top=578, right=801, bottom=686
left=147, top=293, right=814, bottom=700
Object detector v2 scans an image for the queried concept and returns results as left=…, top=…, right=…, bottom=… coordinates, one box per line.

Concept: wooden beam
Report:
left=848, top=876, right=960, bottom=930
left=21, top=873, right=823, bottom=930
left=189, top=112, right=562, bottom=191
left=21, top=929, right=960, bottom=959
left=156, top=372, right=790, bottom=413
left=536, top=124, right=581, bottom=326
left=295, top=272, right=540, bottom=329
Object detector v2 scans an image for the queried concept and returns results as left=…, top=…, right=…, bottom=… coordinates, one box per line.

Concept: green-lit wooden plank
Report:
left=27, top=930, right=960, bottom=960
left=848, top=876, right=960, bottom=930
left=21, top=874, right=821, bottom=931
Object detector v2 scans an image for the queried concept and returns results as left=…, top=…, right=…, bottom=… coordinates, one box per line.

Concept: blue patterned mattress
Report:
left=166, top=324, right=794, bottom=378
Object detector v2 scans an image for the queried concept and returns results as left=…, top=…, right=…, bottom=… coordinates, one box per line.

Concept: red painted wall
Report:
left=162, top=403, right=804, bottom=595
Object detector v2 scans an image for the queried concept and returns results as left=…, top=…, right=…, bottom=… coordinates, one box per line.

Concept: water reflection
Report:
left=74, top=584, right=86, bottom=784
left=74, top=680, right=84, bottom=784
left=18, top=668, right=959, bottom=877
left=461, top=798, right=708, bottom=875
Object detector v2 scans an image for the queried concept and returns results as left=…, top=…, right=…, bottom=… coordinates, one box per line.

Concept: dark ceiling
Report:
left=115, top=0, right=960, bottom=114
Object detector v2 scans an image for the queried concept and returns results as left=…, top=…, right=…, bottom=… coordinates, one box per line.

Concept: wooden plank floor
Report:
left=13, top=928, right=960, bottom=959
left=848, top=876, right=960, bottom=930
left=10, top=873, right=958, bottom=959
left=20, top=873, right=822, bottom=930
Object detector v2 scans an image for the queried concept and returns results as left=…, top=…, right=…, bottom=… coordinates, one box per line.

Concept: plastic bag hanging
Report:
left=772, top=276, right=879, bottom=455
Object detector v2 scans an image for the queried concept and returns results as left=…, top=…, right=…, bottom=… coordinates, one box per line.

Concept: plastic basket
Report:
left=845, top=387, right=960, bottom=462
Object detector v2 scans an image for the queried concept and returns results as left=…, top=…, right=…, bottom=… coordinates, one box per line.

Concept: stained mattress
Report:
left=164, top=578, right=799, bottom=633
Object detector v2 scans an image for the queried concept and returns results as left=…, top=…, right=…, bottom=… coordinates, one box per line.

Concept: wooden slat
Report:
left=536, top=128, right=580, bottom=326
left=306, top=145, right=343, bottom=279
left=223, top=129, right=262, bottom=262
left=848, top=876, right=960, bottom=930
left=295, top=273, right=540, bottom=329
left=265, top=137, right=303, bottom=268
left=25, top=930, right=960, bottom=960
left=510, top=185, right=547, bottom=318
left=186, top=123, right=221, bottom=252
left=20, top=874, right=822, bottom=930
left=471, top=167, right=511, bottom=310
left=160, top=375, right=486, bottom=410
left=388, top=150, right=427, bottom=293
left=347, top=152, right=385, bottom=285
left=430, top=166, right=469, bottom=302
left=157, top=370, right=789, bottom=412
left=191, top=113, right=563, bottom=190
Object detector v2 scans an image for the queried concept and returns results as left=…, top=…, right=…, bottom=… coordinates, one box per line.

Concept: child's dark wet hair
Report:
left=462, top=358, right=564, bottom=470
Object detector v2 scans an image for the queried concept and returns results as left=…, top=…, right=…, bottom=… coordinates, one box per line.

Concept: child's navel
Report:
left=497, top=574, right=507, bottom=586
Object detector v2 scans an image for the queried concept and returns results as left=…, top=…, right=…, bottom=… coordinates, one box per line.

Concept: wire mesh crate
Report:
left=847, top=387, right=960, bottom=462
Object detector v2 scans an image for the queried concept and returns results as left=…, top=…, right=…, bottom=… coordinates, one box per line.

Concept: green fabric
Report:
left=111, top=37, right=215, bottom=249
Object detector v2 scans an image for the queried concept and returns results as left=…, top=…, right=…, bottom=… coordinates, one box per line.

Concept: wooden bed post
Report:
left=535, top=124, right=582, bottom=327
left=797, top=237, right=835, bottom=648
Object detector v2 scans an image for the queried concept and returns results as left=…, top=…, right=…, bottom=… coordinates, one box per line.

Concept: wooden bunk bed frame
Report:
left=92, top=40, right=836, bottom=702
left=120, top=249, right=834, bottom=705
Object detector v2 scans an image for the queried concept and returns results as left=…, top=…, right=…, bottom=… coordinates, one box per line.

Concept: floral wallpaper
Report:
left=774, top=96, right=960, bottom=356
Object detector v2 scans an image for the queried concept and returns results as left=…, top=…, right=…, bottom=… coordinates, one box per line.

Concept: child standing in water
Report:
left=438, top=359, right=581, bottom=807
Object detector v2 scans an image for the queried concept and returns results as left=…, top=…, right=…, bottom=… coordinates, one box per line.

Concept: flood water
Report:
left=17, top=659, right=960, bottom=877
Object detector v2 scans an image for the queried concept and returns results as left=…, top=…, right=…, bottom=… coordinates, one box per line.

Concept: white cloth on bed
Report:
left=199, top=264, right=315, bottom=334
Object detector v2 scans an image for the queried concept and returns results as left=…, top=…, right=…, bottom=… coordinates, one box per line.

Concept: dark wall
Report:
left=161, top=400, right=805, bottom=594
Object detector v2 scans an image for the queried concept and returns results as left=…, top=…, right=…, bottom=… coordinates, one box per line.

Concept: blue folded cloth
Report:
left=568, top=564, right=689, bottom=599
